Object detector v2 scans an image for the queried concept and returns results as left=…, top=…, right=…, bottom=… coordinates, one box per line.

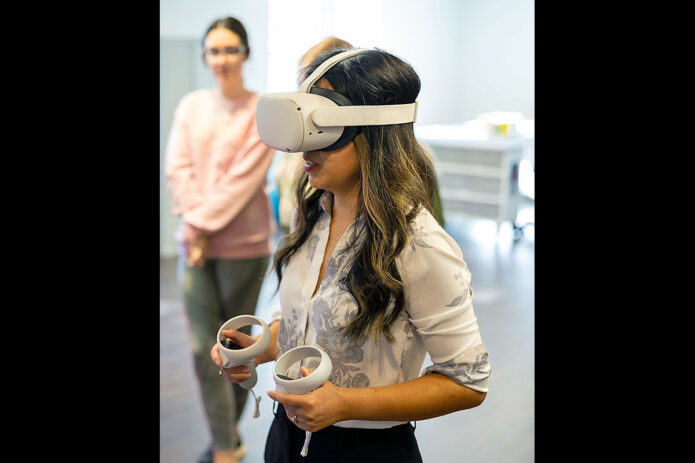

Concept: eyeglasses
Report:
left=203, top=45, right=248, bottom=57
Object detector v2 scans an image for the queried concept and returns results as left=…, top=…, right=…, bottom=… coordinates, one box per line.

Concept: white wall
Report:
left=266, top=0, right=534, bottom=123
left=456, top=0, right=535, bottom=120
left=386, top=0, right=534, bottom=123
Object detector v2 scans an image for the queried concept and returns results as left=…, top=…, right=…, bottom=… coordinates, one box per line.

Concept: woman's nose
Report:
left=209, top=54, right=228, bottom=64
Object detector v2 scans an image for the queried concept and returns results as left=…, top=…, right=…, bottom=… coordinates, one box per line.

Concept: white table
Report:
left=415, top=122, right=534, bottom=236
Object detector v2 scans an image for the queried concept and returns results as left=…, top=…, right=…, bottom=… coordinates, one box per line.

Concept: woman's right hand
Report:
left=186, top=236, right=209, bottom=267
left=210, top=329, right=258, bottom=383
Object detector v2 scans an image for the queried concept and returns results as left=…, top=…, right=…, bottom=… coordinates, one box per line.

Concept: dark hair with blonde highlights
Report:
left=272, top=49, right=438, bottom=342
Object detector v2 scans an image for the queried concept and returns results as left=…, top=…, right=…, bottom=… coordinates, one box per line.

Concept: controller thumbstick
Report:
left=221, top=339, right=242, bottom=350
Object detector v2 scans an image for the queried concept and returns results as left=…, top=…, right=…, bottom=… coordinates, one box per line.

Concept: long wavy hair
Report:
left=272, top=49, right=438, bottom=342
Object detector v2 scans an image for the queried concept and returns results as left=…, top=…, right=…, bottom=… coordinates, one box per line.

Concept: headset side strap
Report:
left=311, top=101, right=418, bottom=127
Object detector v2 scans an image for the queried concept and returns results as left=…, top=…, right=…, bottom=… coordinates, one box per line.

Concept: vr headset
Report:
left=256, top=48, right=418, bottom=153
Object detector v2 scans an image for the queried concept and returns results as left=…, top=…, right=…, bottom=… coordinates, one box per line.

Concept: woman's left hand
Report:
left=267, top=367, right=348, bottom=432
left=186, top=236, right=209, bottom=267
left=183, top=223, right=209, bottom=267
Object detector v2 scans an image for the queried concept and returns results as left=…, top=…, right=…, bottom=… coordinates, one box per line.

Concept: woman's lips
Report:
left=303, top=154, right=319, bottom=172
left=303, top=159, right=318, bottom=172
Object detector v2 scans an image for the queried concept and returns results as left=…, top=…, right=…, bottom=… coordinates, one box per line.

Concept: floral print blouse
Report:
left=272, top=192, right=490, bottom=428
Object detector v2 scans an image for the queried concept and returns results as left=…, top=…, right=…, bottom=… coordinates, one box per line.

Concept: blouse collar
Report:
left=317, top=190, right=366, bottom=228
left=319, top=191, right=333, bottom=214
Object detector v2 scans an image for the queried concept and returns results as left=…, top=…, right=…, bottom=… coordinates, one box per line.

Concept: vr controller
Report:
left=217, top=315, right=270, bottom=417
left=273, top=345, right=333, bottom=394
left=273, top=346, right=333, bottom=457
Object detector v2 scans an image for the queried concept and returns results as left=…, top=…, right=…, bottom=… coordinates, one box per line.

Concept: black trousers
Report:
left=264, top=403, right=423, bottom=463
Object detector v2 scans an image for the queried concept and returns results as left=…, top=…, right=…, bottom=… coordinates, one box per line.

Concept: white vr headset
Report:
left=256, top=48, right=418, bottom=153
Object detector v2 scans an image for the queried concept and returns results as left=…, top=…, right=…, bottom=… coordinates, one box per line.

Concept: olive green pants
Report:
left=182, top=254, right=270, bottom=450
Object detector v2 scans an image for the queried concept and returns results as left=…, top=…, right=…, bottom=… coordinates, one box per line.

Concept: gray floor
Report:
left=160, top=204, right=534, bottom=463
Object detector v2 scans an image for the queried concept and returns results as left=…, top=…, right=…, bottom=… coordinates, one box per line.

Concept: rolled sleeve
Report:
left=399, top=213, right=491, bottom=392
left=422, top=344, right=490, bottom=392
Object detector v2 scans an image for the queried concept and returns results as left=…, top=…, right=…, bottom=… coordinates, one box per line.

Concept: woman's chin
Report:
left=215, top=72, right=240, bottom=87
left=307, top=175, right=328, bottom=192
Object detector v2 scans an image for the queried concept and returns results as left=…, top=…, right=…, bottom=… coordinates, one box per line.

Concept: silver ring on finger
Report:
left=292, top=415, right=298, bottom=424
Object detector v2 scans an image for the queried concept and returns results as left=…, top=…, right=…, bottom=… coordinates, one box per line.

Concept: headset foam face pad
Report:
left=309, top=87, right=359, bottom=151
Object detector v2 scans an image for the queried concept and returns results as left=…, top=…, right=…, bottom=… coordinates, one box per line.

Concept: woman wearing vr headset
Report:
left=273, top=38, right=445, bottom=234
left=165, top=16, right=275, bottom=463
left=212, top=47, right=490, bottom=462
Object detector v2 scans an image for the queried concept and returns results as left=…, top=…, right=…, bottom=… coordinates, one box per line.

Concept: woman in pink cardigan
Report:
left=165, top=16, right=275, bottom=463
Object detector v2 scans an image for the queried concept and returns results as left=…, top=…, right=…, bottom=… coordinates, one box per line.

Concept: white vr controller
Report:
left=217, top=315, right=270, bottom=417
left=273, top=346, right=333, bottom=457
left=273, top=345, right=333, bottom=394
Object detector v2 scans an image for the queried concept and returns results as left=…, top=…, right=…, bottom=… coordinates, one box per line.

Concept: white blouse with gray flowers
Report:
left=271, top=192, right=490, bottom=429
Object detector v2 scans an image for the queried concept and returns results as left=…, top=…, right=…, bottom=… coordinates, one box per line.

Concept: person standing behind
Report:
left=300, top=37, right=354, bottom=77
left=274, top=37, right=353, bottom=233
left=165, top=16, right=275, bottom=463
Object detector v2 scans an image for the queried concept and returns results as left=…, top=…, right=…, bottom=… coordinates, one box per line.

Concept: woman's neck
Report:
left=219, top=77, right=247, bottom=100
left=331, top=184, right=360, bottom=223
